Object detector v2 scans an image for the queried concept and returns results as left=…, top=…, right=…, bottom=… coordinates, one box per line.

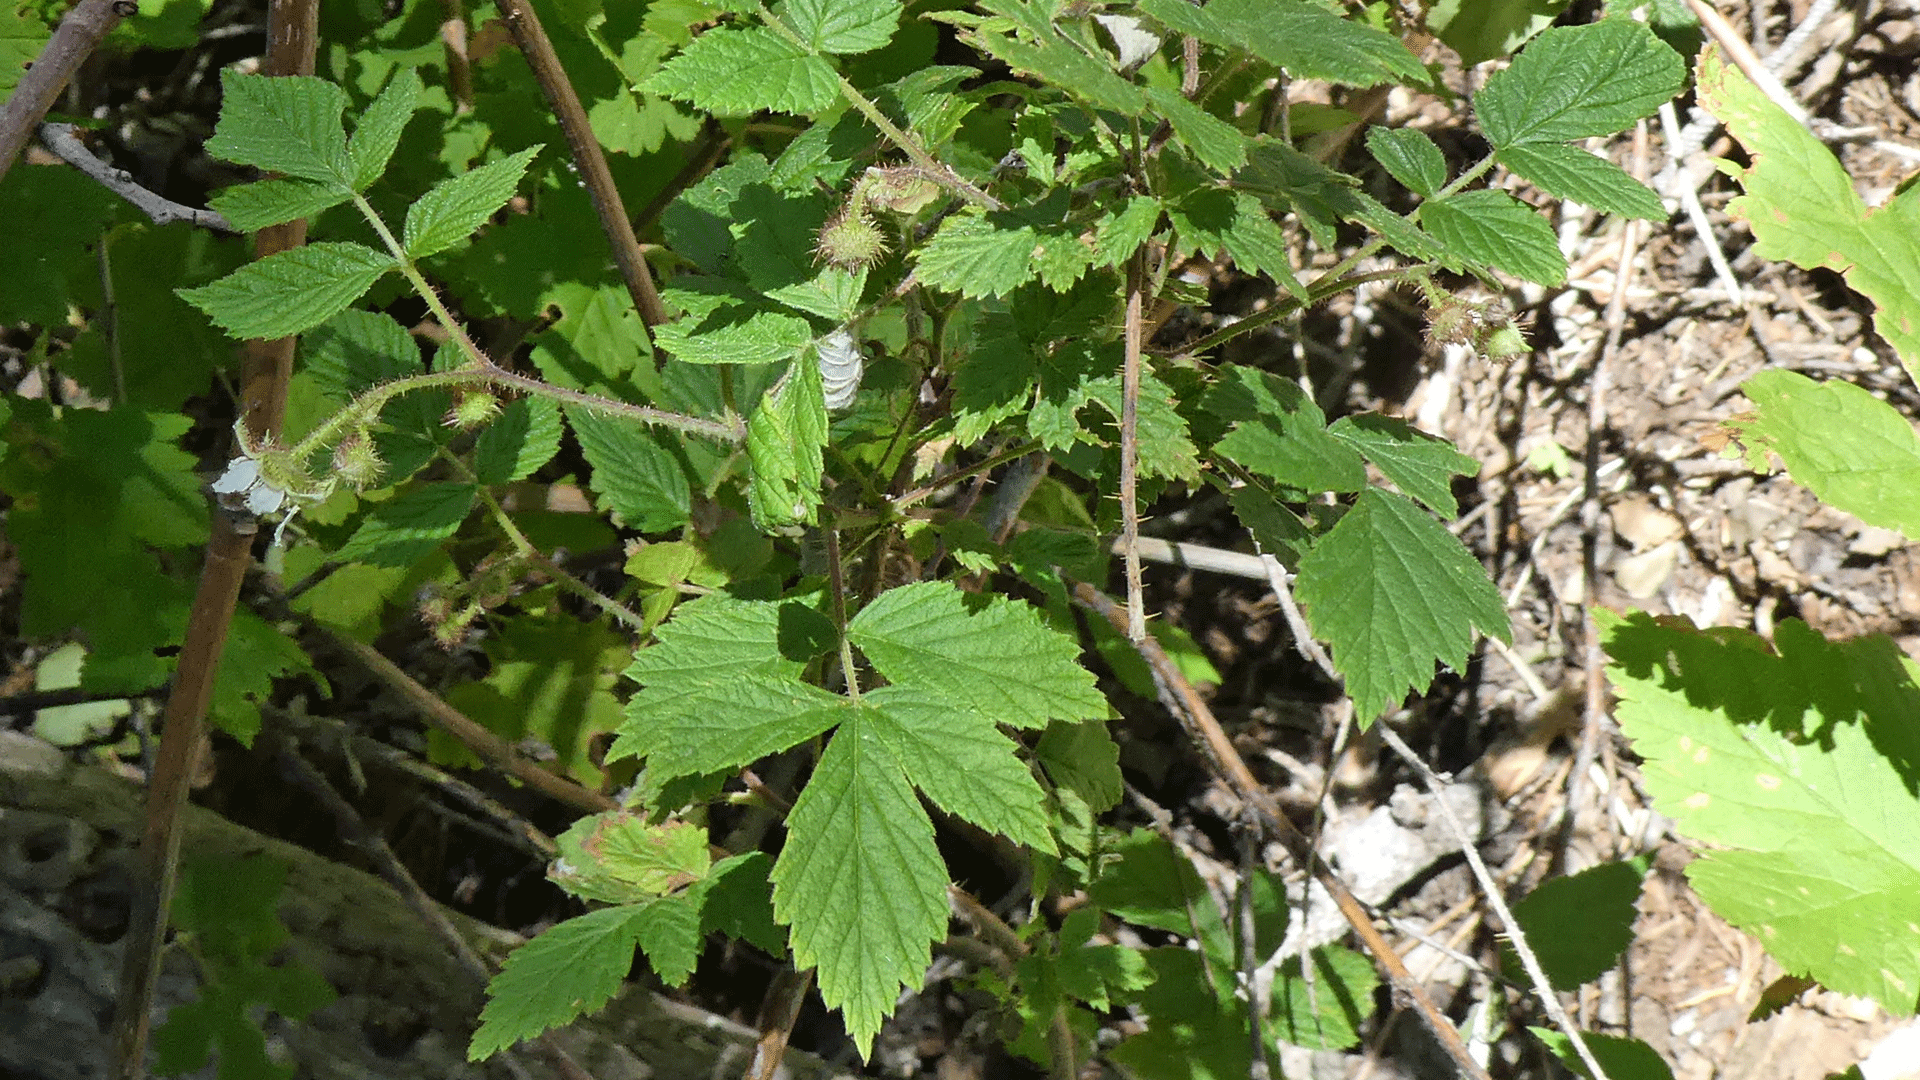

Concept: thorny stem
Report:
left=1168, top=259, right=1404, bottom=359
left=1120, top=250, right=1148, bottom=642
left=460, top=462, right=650, bottom=633
left=890, top=440, right=1044, bottom=510
left=824, top=520, right=861, bottom=703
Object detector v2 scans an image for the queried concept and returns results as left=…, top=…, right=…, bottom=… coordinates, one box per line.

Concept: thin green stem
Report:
left=891, top=441, right=1044, bottom=510
left=456, top=457, right=650, bottom=633
left=347, top=193, right=744, bottom=443
left=753, top=3, right=998, bottom=211
left=1169, top=260, right=1408, bottom=359
left=824, top=519, right=860, bottom=703
left=1435, top=153, right=1498, bottom=200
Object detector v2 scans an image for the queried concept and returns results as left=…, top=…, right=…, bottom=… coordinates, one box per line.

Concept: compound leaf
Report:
left=1476, top=19, right=1684, bottom=148
left=1206, top=365, right=1365, bottom=493
left=1698, top=44, right=1920, bottom=378
left=614, top=595, right=847, bottom=778
left=1497, top=141, right=1666, bottom=220
left=770, top=706, right=949, bottom=1058
left=334, top=483, right=477, bottom=567
left=1366, top=126, right=1447, bottom=197
left=209, top=178, right=351, bottom=232
left=645, top=26, right=839, bottom=116
left=783, top=0, right=901, bottom=55
left=1420, top=189, right=1565, bottom=286
left=849, top=581, right=1107, bottom=729
left=405, top=146, right=542, bottom=260
left=474, top=395, right=563, bottom=485
left=347, top=67, right=424, bottom=190
left=470, top=906, right=648, bottom=1060
left=865, top=687, right=1056, bottom=853
left=205, top=70, right=353, bottom=186
left=179, top=241, right=394, bottom=340
left=1726, top=369, right=1920, bottom=539
left=916, top=212, right=1041, bottom=299
left=1328, top=413, right=1478, bottom=517
left=1294, top=488, right=1510, bottom=722
left=566, top=407, right=691, bottom=533
left=1604, top=612, right=1920, bottom=1016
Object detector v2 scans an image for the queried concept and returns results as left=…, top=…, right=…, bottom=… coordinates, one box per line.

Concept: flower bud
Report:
left=332, top=431, right=386, bottom=491
left=815, top=206, right=888, bottom=271
left=446, top=391, right=503, bottom=430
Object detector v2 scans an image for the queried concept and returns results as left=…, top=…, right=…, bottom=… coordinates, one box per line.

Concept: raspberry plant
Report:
left=39, top=0, right=1920, bottom=1075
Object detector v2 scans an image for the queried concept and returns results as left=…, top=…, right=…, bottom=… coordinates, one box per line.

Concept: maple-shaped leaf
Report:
left=1604, top=612, right=1920, bottom=1017
left=865, top=687, right=1055, bottom=853
left=770, top=705, right=949, bottom=1058
left=611, top=595, right=847, bottom=779
left=848, top=580, right=1106, bottom=728
left=1697, top=43, right=1920, bottom=380
left=1294, top=489, right=1509, bottom=722
left=1328, top=413, right=1478, bottom=517
left=1724, top=370, right=1920, bottom=539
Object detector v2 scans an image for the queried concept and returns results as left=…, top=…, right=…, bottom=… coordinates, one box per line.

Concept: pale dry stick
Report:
left=1373, top=723, right=1614, bottom=1080
left=39, top=123, right=237, bottom=231
left=0, top=0, right=133, bottom=182
left=495, top=0, right=669, bottom=329
left=1685, top=0, right=1811, bottom=125
left=110, top=4, right=320, bottom=1073
left=1658, top=101, right=1744, bottom=305
left=1070, top=582, right=1495, bottom=1080
left=745, top=969, right=812, bottom=1080
left=1120, top=251, right=1150, bottom=642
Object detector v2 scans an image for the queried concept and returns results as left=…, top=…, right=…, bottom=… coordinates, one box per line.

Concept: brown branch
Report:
left=1070, top=581, right=1494, bottom=1080
left=309, top=622, right=616, bottom=816
left=496, top=0, right=670, bottom=330
left=39, top=123, right=236, bottom=231
left=108, top=4, right=322, bottom=1075
left=0, top=0, right=133, bottom=185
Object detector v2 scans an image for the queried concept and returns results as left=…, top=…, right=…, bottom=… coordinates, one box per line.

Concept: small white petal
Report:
left=211, top=457, right=261, bottom=495
left=1095, top=15, right=1162, bottom=69
left=245, top=481, right=288, bottom=516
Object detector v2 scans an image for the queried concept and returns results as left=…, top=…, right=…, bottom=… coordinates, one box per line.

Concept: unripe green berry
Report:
left=815, top=207, right=888, bottom=271
left=447, top=391, right=503, bottom=430
left=332, top=431, right=386, bottom=491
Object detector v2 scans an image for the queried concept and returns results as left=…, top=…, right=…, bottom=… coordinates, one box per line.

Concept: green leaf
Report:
left=1426, top=0, right=1566, bottom=66
left=1328, top=413, right=1478, bottom=516
left=335, top=483, right=478, bottom=567
left=1036, top=719, right=1123, bottom=813
left=1367, top=126, right=1447, bottom=198
left=849, top=581, right=1107, bottom=728
left=1530, top=1029, right=1675, bottom=1080
left=975, top=28, right=1144, bottom=114
left=1420, top=189, right=1565, bottom=286
left=1236, top=142, right=1445, bottom=262
left=746, top=354, right=827, bottom=532
left=1698, top=44, right=1920, bottom=378
left=1168, top=189, right=1304, bottom=297
left=204, top=70, right=354, bottom=186
left=438, top=612, right=630, bottom=786
left=703, top=852, right=786, bottom=956
left=770, top=706, right=949, bottom=1058
left=404, top=146, right=542, bottom=259
left=179, top=241, right=394, bottom=340
left=654, top=307, right=815, bottom=365
left=615, top=595, right=847, bottom=778
left=1295, top=488, right=1510, bottom=722
left=1095, top=196, right=1163, bottom=267
left=644, top=26, right=838, bottom=115
left=1269, top=946, right=1379, bottom=1050
left=1497, top=142, right=1666, bottom=220
left=629, top=892, right=706, bottom=986
left=348, top=67, right=424, bottom=190
left=1138, top=0, right=1424, bottom=86
left=865, top=687, right=1056, bottom=852
left=470, top=906, right=648, bottom=1059
left=1476, top=19, right=1683, bottom=148
left=783, top=0, right=901, bottom=55
left=1145, top=87, right=1246, bottom=173
left=1205, top=365, right=1366, bottom=493
left=1110, top=948, right=1248, bottom=1080
left=916, top=212, right=1041, bottom=299
left=474, top=396, right=563, bottom=485
left=209, top=179, right=351, bottom=232
left=550, top=813, right=711, bottom=904
left=1725, top=370, right=1920, bottom=539
left=1508, top=860, right=1647, bottom=990
left=304, top=309, right=421, bottom=398
left=0, top=6, right=49, bottom=96
left=566, top=407, right=691, bottom=533
left=1604, top=612, right=1920, bottom=1016
left=1089, top=830, right=1231, bottom=948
